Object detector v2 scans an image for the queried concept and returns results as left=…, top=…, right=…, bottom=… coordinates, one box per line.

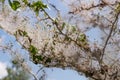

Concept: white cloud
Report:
left=0, top=62, right=8, bottom=79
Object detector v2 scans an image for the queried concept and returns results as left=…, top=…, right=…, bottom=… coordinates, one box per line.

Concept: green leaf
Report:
left=72, top=26, right=76, bottom=32
left=18, top=30, right=28, bottom=37
left=68, top=25, right=76, bottom=32
left=30, top=1, right=47, bottom=16
left=8, top=0, right=21, bottom=11
left=78, top=33, right=86, bottom=42
left=29, top=45, right=38, bottom=55
left=32, top=55, right=44, bottom=64
left=53, top=41, right=56, bottom=45
left=23, top=31, right=28, bottom=36
left=0, top=0, right=5, bottom=3
left=12, top=60, right=18, bottom=65
left=115, top=3, right=120, bottom=13
left=36, top=55, right=43, bottom=61
left=8, top=0, right=13, bottom=7
left=45, top=58, right=51, bottom=63
left=22, top=0, right=28, bottom=5
left=64, top=36, right=70, bottom=41
left=61, top=22, right=65, bottom=30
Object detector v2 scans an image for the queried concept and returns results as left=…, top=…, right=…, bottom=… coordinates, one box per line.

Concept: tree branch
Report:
left=101, top=11, right=120, bottom=63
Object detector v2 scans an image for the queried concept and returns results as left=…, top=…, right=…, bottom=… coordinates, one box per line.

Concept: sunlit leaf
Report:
left=30, top=1, right=47, bottom=16
left=78, top=33, right=86, bottom=42
left=29, top=45, right=38, bottom=55
left=115, top=3, right=120, bottom=13
left=8, top=0, right=21, bottom=11
left=22, top=31, right=28, bottom=36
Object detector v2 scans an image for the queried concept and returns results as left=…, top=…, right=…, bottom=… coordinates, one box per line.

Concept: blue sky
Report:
left=46, top=68, right=88, bottom=80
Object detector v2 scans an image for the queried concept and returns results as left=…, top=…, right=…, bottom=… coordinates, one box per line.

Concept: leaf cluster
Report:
left=8, top=0, right=48, bottom=16
left=8, top=0, right=21, bottom=11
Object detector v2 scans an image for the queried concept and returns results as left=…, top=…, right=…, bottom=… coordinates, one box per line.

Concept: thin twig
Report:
left=69, top=1, right=117, bottom=14
left=101, top=11, right=120, bottom=63
left=36, top=66, right=44, bottom=75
